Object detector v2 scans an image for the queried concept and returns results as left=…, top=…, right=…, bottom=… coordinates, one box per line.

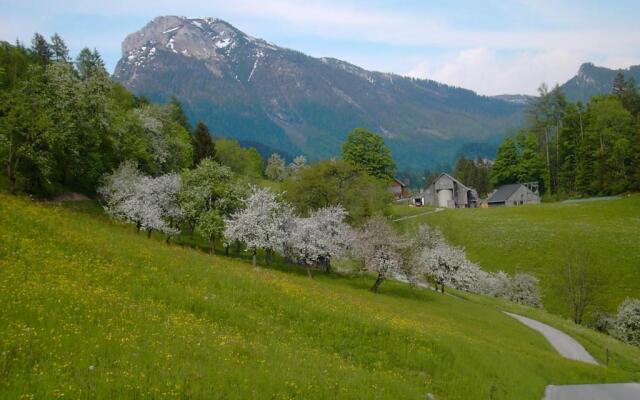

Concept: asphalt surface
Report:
left=543, top=383, right=640, bottom=400
left=504, top=312, right=598, bottom=365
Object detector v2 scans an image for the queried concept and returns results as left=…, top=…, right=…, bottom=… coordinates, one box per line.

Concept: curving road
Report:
left=505, top=312, right=640, bottom=400
left=504, top=312, right=598, bottom=364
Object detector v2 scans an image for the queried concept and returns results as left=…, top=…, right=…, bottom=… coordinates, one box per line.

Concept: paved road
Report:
left=504, top=312, right=598, bottom=365
left=543, top=383, right=640, bottom=400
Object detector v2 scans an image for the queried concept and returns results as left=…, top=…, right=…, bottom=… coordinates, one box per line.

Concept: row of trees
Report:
left=100, top=158, right=540, bottom=305
left=493, top=75, right=640, bottom=196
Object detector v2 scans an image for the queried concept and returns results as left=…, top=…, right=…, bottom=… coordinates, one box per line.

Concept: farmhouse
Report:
left=388, top=177, right=410, bottom=200
left=414, top=173, right=479, bottom=208
left=487, top=183, right=540, bottom=207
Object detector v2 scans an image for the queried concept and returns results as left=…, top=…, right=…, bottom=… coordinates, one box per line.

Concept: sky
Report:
left=2, top=0, right=640, bottom=95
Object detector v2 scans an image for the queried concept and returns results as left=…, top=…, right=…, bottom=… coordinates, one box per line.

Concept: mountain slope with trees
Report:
left=113, top=16, right=525, bottom=170
left=560, top=62, right=640, bottom=103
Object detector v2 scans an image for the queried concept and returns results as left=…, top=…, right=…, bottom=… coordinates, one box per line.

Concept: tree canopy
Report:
left=341, top=128, right=396, bottom=180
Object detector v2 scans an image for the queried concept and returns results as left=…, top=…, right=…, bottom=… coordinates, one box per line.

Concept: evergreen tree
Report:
left=75, top=47, right=105, bottom=79
left=169, top=96, right=191, bottom=132
left=50, top=33, right=69, bottom=62
left=31, top=33, right=52, bottom=65
left=192, top=121, right=215, bottom=165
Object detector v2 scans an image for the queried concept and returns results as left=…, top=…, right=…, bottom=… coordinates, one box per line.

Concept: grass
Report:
left=396, top=195, right=640, bottom=318
left=1, top=194, right=639, bottom=399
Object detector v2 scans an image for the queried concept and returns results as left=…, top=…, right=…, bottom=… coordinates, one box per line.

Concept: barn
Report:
left=388, top=177, right=410, bottom=200
left=414, top=173, right=478, bottom=208
left=487, top=183, right=540, bottom=207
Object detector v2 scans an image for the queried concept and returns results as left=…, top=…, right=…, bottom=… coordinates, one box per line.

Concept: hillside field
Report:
left=395, top=196, right=640, bottom=318
left=1, top=194, right=639, bottom=399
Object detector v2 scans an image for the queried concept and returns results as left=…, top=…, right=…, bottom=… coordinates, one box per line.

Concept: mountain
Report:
left=114, top=16, right=525, bottom=169
left=560, top=62, right=640, bottom=103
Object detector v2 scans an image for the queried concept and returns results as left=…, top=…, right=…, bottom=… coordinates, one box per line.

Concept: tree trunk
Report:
left=136, top=221, right=142, bottom=233
left=265, top=249, right=272, bottom=265
left=370, top=273, right=384, bottom=293
left=252, top=250, right=257, bottom=269
left=225, top=245, right=229, bottom=256
left=235, top=241, right=241, bottom=256
left=306, top=266, right=313, bottom=278
left=165, top=236, right=171, bottom=245
left=146, top=229, right=152, bottom=239
left=321, top=257, right=332, bottom=274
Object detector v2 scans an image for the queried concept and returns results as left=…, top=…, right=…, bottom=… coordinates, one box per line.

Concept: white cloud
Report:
left=407, top=48, right=640, bottom=96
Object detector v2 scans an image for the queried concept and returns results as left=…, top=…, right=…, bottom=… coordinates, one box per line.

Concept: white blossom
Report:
left=224, top=186, right=292, bottom=267
left=612, top=298, right=640, bottom=346
left=99, top=162, right=182, bottom=237
left=288, top=205, right=350, bottom=275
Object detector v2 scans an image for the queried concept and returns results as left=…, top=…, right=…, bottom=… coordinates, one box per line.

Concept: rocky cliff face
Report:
left=560, top=62, right=640, bottom=103
left=114, top=16, right=525, bottom=169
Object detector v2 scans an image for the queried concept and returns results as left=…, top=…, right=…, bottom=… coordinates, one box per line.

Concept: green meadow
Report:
left=394, top=196, right=640, bottom=318
left=1, top=194, right=639, bottom=399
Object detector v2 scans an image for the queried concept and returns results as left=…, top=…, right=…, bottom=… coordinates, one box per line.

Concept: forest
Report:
left=491, top=78, right=640, bottom=197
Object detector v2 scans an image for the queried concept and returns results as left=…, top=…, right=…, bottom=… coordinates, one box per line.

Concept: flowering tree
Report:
left=138, top=173, right=183, bottom=239
left=287, top=155, right=307, bottom=175
left=352, top=217, right=406, bottom=292
left=612, top=298, right=640, bottom=346
left=265, top=153, right=286, bottom=181
left=99, top=162, right=182, bottom=238
left=224, top=186, right=292, bottom=268
left=98, top=161, right=144, bottom=229
left=288, top=205, right=350, bottom=277
left=415, top=227, right=473, bottom=293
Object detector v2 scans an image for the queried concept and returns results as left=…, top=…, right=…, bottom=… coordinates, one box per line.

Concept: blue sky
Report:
left=2, top=0, right=640, bottom=95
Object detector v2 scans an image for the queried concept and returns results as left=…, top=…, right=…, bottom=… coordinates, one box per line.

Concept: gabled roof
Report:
left=391, top=177, right=406, bottom=187
left=437, top=172, right=472, bottom=191
left=487, top=184, right=523, bottom=203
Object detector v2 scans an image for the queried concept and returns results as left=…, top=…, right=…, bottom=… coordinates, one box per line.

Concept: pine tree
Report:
left=612, top=72, right=626, bottom=97
left=192, top=121, right=215, bottom=165
left=31, top=33, right=52, bottom=65
left=50, top=33, right=69, bottom=62
left=76, top=48, right=106, bottom=79
left=170, top=96, right=191, bottom=132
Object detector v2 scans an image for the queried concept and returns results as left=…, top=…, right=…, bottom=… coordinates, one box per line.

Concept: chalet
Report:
left=388, top=177, right=410, bottom=200
left=414, top=173, right=479, bottom=208
left=487, top=182, right=540, bottom=207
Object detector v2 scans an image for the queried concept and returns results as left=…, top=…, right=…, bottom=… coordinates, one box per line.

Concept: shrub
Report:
left=612, top=298, right=640, bottom=346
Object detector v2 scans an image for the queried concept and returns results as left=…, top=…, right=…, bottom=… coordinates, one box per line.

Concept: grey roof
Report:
left=487, top=184, right=523, bottom=203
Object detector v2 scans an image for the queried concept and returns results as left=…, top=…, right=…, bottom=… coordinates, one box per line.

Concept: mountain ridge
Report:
left=559, top=62, right=640, bottom=103
left=113, top=16, right=525, bottom=169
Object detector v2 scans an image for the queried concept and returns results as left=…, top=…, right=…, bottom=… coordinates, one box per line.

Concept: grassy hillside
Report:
left=1, top=194, right=639, bottom=399
left=395, top=196, right=640, bottom=318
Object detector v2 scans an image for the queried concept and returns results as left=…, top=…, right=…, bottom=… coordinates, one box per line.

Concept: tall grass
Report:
left=1, top=194, right=638, bottom=399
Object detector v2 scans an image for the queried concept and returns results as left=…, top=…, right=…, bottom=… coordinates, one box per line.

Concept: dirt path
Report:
left=392, top=208, right=443, bottom=222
